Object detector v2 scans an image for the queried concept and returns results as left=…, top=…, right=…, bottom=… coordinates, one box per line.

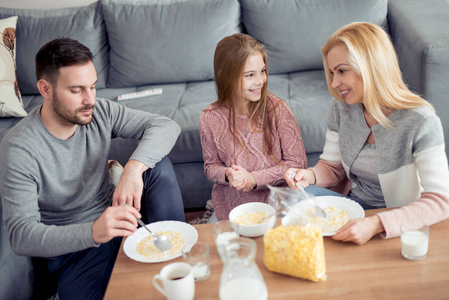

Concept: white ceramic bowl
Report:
left=229, top=202, right=276, bottom=237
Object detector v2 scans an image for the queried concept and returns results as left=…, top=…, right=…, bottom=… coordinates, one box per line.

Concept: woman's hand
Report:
left=226, top=165, right=256, bottom=192
left=284, top=168, right=315, bottom=189
left=332, top=215, right=385, bottom=245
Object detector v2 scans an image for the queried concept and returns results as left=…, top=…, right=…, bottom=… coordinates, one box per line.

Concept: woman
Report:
left=199, top=33, right=307, bottom=220
left=285, top=22, right=449, bottom=244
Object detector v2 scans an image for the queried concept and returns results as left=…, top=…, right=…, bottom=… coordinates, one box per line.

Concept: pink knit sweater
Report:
left=199, top=94, right=306, bottom=220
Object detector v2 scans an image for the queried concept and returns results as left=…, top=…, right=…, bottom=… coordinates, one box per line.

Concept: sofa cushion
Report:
left=101, top=0, right=241, bottom=87
left=0, top=2, right=108, bottom=95
left=240, top=0, right=388, bottom=74
left=0, top=16, right=26, bottom=117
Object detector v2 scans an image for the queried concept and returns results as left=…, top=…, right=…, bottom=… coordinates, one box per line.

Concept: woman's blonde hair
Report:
left=213, top=33, right=277, bottom=159
left=321, top=22, right=434, bottom=128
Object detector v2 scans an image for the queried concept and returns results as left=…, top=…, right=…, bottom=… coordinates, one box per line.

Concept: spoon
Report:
left=288, top=171, right=327, bottom=219
left=256, top=206, right=289, bottom=224
left=136, top=218, right=171, bottom=252
left=122, top=203, right=171, bottom=252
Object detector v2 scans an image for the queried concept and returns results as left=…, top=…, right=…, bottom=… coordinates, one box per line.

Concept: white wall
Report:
left=0, top=0, right=98, bottom=9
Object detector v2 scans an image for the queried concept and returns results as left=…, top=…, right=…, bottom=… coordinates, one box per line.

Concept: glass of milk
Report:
left=400, top=224, right=429, bottom=261
left=212, top=220, right=239, bottom=262
left=182, top=242, right=211, bottom=282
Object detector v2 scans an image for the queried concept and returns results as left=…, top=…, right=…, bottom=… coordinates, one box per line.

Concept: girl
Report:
left=285, top=22, right=449, bottom=244
left=199, top=33, right=306, bottom=220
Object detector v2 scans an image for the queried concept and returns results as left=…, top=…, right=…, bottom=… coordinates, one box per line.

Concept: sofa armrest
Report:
left=0, top=200, right=33, bottom=299
left=388, top=0, right=449, bottom=99
left=388, top=0, right=449, bottom=158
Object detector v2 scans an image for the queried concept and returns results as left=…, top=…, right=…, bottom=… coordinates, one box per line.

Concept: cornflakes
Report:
left=263, top=225, right=326, bottom=282
left=136, top=230, right=185, bottom=260
left=233, top=211, right=267, bottom=225
left=315, top=206, right=350, bottom=233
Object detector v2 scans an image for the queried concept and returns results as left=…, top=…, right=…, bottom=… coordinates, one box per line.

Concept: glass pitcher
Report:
left=219, top=237, right=267, bottom=300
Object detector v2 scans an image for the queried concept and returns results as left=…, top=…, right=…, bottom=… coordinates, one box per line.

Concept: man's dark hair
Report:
left=35, top=38, right=93, bottom=85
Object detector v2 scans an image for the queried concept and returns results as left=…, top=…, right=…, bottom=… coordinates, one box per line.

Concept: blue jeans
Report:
left=304, top=185, right=346, bottom=197
left=141, top=156, right=185, bottom=223
left=304, top=185, right=380, bottom=210
left=46, top=156, right=184, bottom=300
left=48, top=237, right=122, bottom=300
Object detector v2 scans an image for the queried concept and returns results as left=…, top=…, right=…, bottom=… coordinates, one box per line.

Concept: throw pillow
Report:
left=0, top=16, right=26, bottom=117
left=0, top=3, right=109, bottom=95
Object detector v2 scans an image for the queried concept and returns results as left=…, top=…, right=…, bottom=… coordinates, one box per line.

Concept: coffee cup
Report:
left=152, top=262, right=195, bottom=300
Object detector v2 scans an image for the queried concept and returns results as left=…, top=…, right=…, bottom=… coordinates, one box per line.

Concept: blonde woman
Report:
left=285, top=22, right=449, bottom=245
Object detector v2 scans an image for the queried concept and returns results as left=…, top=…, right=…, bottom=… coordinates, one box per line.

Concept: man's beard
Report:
left=52, top=91, right=94, bottom=126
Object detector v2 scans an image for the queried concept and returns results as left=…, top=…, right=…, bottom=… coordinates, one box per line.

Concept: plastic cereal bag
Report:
left=263, top=186, right=326, bottom=282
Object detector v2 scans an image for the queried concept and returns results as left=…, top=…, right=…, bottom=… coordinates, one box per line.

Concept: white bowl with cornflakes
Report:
left=229, top=202, right=276, bottom=237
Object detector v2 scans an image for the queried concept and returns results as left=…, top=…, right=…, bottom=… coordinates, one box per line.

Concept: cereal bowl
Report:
left=229, top=202, right=276, bottom=237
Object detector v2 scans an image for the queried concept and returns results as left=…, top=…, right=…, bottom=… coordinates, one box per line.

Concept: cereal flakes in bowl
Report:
left=229, top=202, right=276, bottom=237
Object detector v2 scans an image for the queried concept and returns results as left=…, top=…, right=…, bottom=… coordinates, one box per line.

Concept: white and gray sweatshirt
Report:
left=313, top=98, right=449, bottom=238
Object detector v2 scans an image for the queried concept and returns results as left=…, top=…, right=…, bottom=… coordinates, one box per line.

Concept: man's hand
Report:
left=112, top=159, right=149, bottom=210
left=92, top=204, right=141, bottom=244
left=226, top=165, right=256, bottom=192
left=332, top=215, right=385, bottom=245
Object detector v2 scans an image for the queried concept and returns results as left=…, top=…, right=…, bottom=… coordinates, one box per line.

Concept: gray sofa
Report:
left=1, top=0, right=449, bottom=298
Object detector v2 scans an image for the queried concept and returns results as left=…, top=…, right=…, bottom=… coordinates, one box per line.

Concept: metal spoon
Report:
left=122, top=203, right=171, bottom=252
left=136, top=218, right=171, bottom=252
left=288, top=171, right=327, bottom=219
left=256, top=206, right=289, bottom=224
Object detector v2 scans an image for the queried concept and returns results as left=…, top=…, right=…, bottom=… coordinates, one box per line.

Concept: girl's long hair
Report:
left=212, top=33, right=276, bottom=159
left=321, top=22, right=434, bottom=128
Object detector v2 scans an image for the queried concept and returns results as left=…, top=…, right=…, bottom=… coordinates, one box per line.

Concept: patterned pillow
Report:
left=0, top=16, right=26, bottom=117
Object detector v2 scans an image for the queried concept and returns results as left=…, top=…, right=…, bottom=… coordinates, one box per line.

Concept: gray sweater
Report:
left=0, top=98, right=180, bottom=257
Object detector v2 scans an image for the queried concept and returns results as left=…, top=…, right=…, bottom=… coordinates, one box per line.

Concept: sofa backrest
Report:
left=240, top=0, right=388, bottom=75
left=0, top=0, right=389, bottom=94
left=101, top=0, right=242, bottom=88
left=0, top=2, right=108, bottom=95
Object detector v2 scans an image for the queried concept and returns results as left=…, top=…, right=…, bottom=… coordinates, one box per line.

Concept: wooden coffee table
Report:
left=104, top=209, right=449, bottom=299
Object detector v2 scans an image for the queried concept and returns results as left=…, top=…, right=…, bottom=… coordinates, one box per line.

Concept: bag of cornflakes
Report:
left=263, top=186, right=326, bottom=282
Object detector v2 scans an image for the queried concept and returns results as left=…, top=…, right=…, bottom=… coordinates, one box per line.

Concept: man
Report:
left=0, top=38, right=185, bottom=299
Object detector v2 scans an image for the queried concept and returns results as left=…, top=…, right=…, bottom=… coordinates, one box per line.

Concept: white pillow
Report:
left=108, top=160, right=123, bottom=186
left=0, top=16, right=26, bottom=117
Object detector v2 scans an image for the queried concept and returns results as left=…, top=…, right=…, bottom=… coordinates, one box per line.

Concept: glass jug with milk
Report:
left=219, top=237, right=267, bottom=300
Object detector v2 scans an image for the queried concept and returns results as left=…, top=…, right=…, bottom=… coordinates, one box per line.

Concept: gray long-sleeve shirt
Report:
left=0, top=98, right=180, bottom=257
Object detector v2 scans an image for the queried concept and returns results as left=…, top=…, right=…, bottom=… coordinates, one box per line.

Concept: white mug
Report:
left=152, top=262, right=195, bottom=300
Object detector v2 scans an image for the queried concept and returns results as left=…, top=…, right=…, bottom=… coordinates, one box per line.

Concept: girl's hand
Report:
left=228, top=165, right=256, bottom=192
left=284, top=168, right=315, bottom=189
left=332, top=215, right=384, bottom=245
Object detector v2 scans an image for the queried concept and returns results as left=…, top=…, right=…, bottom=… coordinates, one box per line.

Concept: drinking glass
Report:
left=212, top=220, right=239, bottom=262
left=182, top=242, right=211, bottom=282
left=401, top=224, right=429, bottom=261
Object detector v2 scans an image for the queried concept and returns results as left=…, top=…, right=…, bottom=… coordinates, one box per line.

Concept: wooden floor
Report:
left=184, top=209, right=206, bottom=223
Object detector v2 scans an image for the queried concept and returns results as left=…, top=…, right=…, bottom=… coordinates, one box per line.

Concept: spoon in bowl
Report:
left=256, top=206, right=289, bottom=224
left=122, top=203, right=171, bottom=252
left=288, top=171, right=327, bottom=219
left=136, top=218, right=171, bottom=252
